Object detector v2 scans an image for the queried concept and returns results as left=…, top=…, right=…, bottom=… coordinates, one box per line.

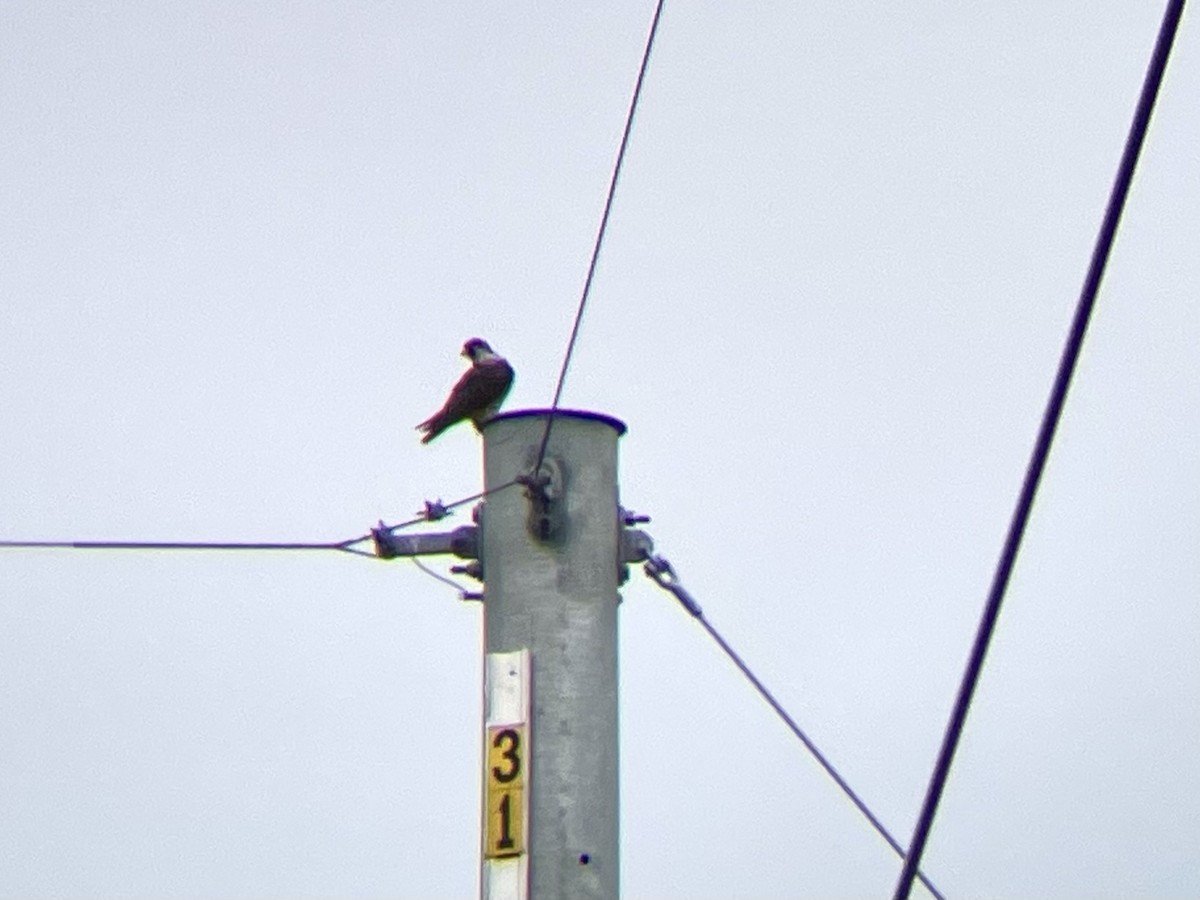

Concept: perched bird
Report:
left=417, top=338, right=515, bottom=444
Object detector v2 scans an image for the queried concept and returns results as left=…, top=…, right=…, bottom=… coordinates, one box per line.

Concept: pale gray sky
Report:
left=2, top=3, right=1198, bottom=898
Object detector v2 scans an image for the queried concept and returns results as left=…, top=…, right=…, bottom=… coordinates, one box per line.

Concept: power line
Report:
left=532, top=0, right=666, bottom=474
left=0, top=477, right=522, bottom=559
left=891, top=3, right=1187, bottom=898
left=0, top=537, right=376, bottom=557
left=643, top=555, right=946, bottom=900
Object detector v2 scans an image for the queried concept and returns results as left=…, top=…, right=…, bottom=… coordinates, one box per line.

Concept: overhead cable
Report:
left=0, top=536, right=376, bottom=557
left=533, top=0, right=666, bottom=473
left=892, top=3, right=1187, bottom=897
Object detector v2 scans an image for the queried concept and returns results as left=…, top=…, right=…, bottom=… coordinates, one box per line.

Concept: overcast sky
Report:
left=2, top=3, right=1198, bottom=898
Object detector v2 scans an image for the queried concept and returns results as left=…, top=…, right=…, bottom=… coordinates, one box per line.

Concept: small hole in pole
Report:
left=579, top=853, right=590, bottom=865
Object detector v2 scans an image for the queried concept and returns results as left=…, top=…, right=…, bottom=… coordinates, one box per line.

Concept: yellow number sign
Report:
left=485, top=724, right=527, bottom=858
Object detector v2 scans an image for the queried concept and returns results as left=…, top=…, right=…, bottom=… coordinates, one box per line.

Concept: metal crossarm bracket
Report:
left=371, top=522, right=479, bottom=560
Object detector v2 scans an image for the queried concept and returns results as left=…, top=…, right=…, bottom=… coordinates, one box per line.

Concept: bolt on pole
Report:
left=479, top=409, right=626, bottom=900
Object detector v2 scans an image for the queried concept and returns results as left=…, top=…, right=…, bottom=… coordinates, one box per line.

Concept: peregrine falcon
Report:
left=417, top=338, right=514, bottom=444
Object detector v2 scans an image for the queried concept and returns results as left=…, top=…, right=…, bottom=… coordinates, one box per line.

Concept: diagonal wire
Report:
left=379, top=480, right=521, bottom=536
left=643, top=555, right=946, bottom=900
left=892, top=3, right=1187, bottom=898
left=532, top=0, right=666, bottom=474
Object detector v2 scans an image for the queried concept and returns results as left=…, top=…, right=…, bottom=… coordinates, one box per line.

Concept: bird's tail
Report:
left=417, top=414, right=449, bottom=444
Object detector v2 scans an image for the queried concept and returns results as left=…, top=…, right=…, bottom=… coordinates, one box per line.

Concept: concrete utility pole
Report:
left=479, top=409, right=626, bottom=900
